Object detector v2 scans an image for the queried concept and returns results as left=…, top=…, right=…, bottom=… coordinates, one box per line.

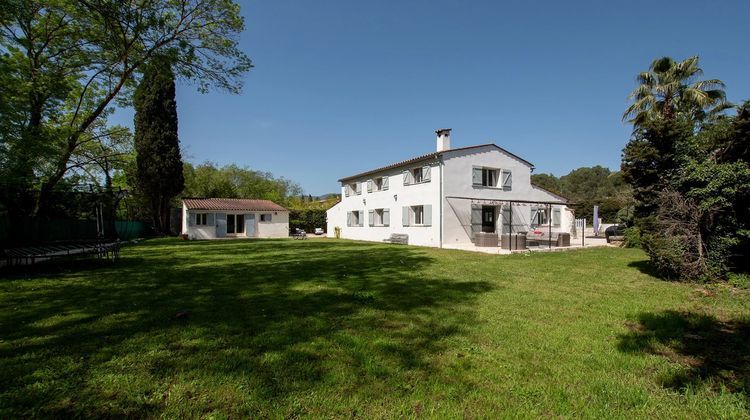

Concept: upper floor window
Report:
left=403, top=165, right=431, bottom=186
left=344, top=182, right=361, bottom=197
left=368, top=176, right=389, bottom=193
left=473, top=167, right=512, bottom=190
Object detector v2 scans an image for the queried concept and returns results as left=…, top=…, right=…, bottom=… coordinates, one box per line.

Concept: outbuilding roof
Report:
left=182, top=198, right=288, bottom=212
left=337, top=144, right=535, bottom=182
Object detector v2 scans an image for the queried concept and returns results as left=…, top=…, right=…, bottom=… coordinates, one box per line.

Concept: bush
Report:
left=622, top=226, right=641, bottom=248
left=289, top=208, right=326, bottom=233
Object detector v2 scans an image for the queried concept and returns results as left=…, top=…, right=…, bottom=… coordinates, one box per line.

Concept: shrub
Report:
left=622, top=226, right=641, bottom=248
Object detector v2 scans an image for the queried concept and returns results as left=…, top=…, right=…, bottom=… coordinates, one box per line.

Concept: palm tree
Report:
left=623, top=56, right=730, bottom=126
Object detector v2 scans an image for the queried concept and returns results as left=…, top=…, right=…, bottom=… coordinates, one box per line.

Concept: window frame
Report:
left=260, top=213, right=273, bottom=222
left=196, top=213, right=208, bottom=226
left=413, top=205, right=424, bottom=225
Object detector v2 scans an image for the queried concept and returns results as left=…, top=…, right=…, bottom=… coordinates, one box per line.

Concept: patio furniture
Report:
left=383, top=233, right=409, bottom=244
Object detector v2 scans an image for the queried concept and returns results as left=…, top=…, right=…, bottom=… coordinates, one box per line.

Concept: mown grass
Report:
left=1, top=238, right=749, bottom=418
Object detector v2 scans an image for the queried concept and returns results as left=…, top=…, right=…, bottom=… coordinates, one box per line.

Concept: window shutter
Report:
left=367, top=179, right=373, bottom=193
left=382, top=176, right=389, bottom=190
left=383, top=209, right=390, bottom=226
left=502, top=206, right=512, bottom=233
left=472, top=167, right=482, bottom=185
left=358, top=211, right=364, bottom=226
left=470, top=205, right=482, bottom=238
left=403, top=170, right=411, bottom=186
left=347, top=211, right=352, bottom=227
left=423, top=166, right=431, bottom=182
left=530, top=208, right=539, bottom=226
left=502, top=170, right=512, bottom=190
left=368, top=210, right=374, bottom=226
left=402, top=206, right=410, bottom=226
left=207, top=213, right=216, bottom=227
left=356, top=183, right=361, bottom=195
left=553, top=208, right=561, bottom=227
left=423, top=204, right=432, bottom=226
left=188, top=212, right=196, bottom=227
left=345, top=185, right=350, bottom=197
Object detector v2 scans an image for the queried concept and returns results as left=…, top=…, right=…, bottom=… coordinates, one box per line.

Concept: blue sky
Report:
left=111, top=0, right=750, bottom=195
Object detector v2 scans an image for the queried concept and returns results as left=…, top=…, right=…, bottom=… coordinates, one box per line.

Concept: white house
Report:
left=181, top=198, right=289, bottom=240
left=326, top=129, right=574, bottom=250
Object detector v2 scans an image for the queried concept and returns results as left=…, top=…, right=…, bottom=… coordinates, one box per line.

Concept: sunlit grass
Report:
left=1, top=238, right=748, bottom=417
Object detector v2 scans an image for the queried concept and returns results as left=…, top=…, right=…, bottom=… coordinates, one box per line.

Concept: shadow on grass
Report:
left=0, top=239, right=494, bottom=417
left=618, top=310, right=750, bottom=396
left=626, top=259, right=664, bottom=279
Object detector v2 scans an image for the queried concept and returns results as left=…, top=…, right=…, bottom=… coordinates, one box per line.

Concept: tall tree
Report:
left=133, top=56, right=184, bottom=233
left=0, top=0, right=251, bottom=215
left=623, top=56, right=729, bottom=127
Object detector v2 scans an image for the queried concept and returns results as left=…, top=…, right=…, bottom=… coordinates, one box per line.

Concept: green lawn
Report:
left=1, top=239, right=748, bottom=418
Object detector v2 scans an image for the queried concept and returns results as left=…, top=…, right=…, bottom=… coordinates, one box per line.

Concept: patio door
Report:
left=215, top=213, right=227, bottom=238
left=482, top=206, right=495, bottom=233
left=226, top=214, right=246, bottom=236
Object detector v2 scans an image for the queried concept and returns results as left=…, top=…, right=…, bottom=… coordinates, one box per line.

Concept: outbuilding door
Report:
left=245, top=214, right=256, bottom=237
left=215, top=213, right=227, bottom=238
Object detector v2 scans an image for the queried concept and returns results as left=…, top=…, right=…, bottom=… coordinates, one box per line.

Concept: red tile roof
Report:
left=182, top=198, right=288, bottom=212
left=338, top=144, right=535, bottom=182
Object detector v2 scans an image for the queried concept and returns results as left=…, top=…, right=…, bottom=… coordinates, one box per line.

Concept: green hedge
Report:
left=289, top=209, right=326, bottom=233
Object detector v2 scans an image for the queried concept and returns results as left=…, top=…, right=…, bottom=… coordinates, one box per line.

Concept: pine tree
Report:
left=133, top=56, right=185, bottom=233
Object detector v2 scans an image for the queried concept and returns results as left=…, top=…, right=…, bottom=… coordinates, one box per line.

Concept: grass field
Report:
left=1, top=238, right=749, bottom=418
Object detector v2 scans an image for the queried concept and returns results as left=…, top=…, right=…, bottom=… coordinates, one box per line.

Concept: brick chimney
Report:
left=436, top=128, right=451, bottom=152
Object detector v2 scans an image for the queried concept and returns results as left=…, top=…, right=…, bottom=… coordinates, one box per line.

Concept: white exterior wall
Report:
left=326, top=161, right=441, bottom=247
left=441, top=146, right=573, bottom=245
left=182, top=209, right=289, bottom=240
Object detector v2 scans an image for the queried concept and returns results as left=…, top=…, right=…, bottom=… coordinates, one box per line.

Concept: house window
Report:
left=345, top=182, right=361, bottom=197
left=483, top=169, right=498, bottom=187
left=375, top=177, right=388, bottom=191
left=473, top=167, right=501, bottom=188
left=348, top=210, right=362, bottom=227
left=413, top=205, right=424, bottom=225
left=260, top=213, right=272, bottom=222
left=413, top=167, right=423, bottom=183
left=369, top=208, right=390, bottom=226
left=196, top=213, right=208, bottom=225
left=531, top=208, right=548, bottom=226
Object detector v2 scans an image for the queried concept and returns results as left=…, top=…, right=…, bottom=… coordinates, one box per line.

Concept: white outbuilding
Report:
left=181, top=198, right=289, bottom=240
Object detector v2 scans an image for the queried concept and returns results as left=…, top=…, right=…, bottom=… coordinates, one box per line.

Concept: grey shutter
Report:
left=356, top=182, right=362, bottom=195
left=345, top=185, right=350, bottom=197
left=502, top=206, right=512, bottom=234
left=207, top=212, right=216, bottom=227
left=472, top=167, right=482, bottom=185
left=358, top=211, right=364, bottom=226
left=423, top=166, right=431, bottom=182
left=553, top=208, right=561, bottom=227
left=383, top=209, right=390, bottom=226
left=402, top=206, right=410, bottom=226
left=188, top=212, right=196, bottom=227
left=502, top=170, right=512, bottom=190
left=347, top=211, right=352, bottom=227
left=368, top=210, right=374, bottom=226
left=367, top=179, right=373, bottom=193
left=267, top=214, right=272, bottom=222
left=423, top=204, right=432, bottom=226
left=530, top=208, right=539, bottom=227
left=382, top=176, right=389, bottom=190
left=403, top=170, right=410, bottom=186
left=215, top=213, right=227, bottom=238
left=470, top=205, right=482, bottom=238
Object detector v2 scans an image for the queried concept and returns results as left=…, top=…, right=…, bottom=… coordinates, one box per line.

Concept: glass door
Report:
left=227, top=214, right=236, bottom=234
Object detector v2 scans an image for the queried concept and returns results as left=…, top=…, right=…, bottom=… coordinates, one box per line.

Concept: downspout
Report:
left=439, top=156, right=444, bottom=248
